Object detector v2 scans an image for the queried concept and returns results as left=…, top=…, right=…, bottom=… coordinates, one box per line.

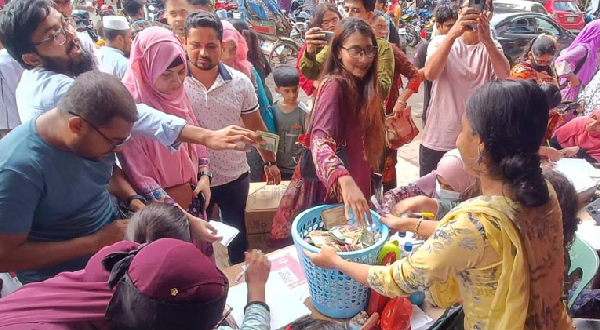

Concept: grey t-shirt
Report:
left=273, top=102, right=307, bottom=173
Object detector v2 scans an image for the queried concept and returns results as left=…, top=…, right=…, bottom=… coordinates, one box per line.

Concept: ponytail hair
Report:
left=466, top=79, right=550, bottom=207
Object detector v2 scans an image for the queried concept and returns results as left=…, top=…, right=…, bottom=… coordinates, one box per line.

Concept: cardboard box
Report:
left=246, top=232, right=276, bottom=253
left=244, top=181, right=289, bottom=235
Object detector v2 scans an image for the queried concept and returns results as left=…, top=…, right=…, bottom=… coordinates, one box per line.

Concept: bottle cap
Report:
left=404, top=242, right=413, bottom=252
left=398, top=231, right=406, bottom=238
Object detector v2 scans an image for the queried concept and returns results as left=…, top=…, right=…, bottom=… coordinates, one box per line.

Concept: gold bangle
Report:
left=415, top=218, right=423, bottom=236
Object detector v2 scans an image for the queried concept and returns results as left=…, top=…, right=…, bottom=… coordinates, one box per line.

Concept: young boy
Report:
left=272, top=66, right=307, bottom=181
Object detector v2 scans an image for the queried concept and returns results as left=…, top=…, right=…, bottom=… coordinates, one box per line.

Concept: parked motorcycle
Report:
left=73, top=9, right=100, bottom=43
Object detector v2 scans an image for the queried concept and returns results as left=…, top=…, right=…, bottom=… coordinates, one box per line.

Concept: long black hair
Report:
left=323, top=18, right=385, bottom=170
left=466, top=79, right=550, bottom=207
left=230, top=19, right=271, bottom=78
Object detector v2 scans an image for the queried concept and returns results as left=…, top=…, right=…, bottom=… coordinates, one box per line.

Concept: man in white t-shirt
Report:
left=420, top=0, right=509, bottom=176
left=183, top=12, right=281, bottom=265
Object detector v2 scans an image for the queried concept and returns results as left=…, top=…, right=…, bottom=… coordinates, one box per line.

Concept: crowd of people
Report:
left=0, top=0, right=600, bottom=328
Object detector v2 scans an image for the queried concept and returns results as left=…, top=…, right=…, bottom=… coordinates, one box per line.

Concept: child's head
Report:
left=540, top=82, right=562, bottom=111
left=273, top=66, right=300, bottom=105
left=434, top=149, right=477, bottom=200
left=126, top=203, right=192, bottom=244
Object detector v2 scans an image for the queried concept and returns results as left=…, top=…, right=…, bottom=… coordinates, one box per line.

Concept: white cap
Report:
left=103, top=16, right=130, bottom=31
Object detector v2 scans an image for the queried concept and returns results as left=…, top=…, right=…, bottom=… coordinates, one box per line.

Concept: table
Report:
left=221, top=246, right=445, bottom=324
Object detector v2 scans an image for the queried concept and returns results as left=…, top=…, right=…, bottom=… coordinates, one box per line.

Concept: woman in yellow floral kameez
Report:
left=307, top=79, right=573, bottom=330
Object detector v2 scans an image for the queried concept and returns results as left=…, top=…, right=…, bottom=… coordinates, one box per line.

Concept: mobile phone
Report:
left=323, top=31, right=334, bottom=42
left=468, top=0, right=485, bottom=13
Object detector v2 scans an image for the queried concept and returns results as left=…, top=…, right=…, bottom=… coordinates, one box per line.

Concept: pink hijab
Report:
left=415, top=149, right=477, bottom=197
left=0, top=241, right=139, bottom=328
left=221, top=20, right=252, bottom=78
left=120, top=27, right=208, bottom=194
left=555, top=109, right=600, bottom=162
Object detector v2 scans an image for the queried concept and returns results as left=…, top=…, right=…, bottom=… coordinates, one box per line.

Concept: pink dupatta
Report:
left=555, top=109, right=600, bottom=162
left=120, top=27, right=209, bottom=196
left=221, top=20, right=252, bottom=78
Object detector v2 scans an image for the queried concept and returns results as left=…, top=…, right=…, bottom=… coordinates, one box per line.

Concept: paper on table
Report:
left=226, top=275, right=311, bottom=329
left=209, top=221, right=240, bottom=247
left=555, top=159, right=599, bottom=193
left=576, top=222, right=600, bottom=250
left=411, top=305, right=435, bottom=330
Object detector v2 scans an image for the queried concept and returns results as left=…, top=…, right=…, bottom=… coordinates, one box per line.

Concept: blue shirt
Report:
left=16, top=69, right=186, bottom=149
left=96, top=46, right=128, bottom=79
left=0, top=119, right=120, bottom=284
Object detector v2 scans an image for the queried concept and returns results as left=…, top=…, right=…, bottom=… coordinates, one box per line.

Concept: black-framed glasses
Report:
left=342, top=46, right=378, bottom=58
left=68, top=111, right=131, bottom=149
left=34, top=18, right=75, bottom=46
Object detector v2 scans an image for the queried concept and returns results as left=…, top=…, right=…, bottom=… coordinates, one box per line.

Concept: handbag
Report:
left=386, top=104, right=419, bottom=150
left=165, top=183, right=194, bottom=210
left=299, top=77, right=348, bottom=182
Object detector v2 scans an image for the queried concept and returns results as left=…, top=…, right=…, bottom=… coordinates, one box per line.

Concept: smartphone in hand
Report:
left=323, top=31, right=334, bottom=42
left=468, top=0, right=485, bottom=12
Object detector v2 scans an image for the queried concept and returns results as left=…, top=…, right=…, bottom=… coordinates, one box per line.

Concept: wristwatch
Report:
left=126, top=195, right=147, bottom=209
left=198, top=171, right=213, bottom=184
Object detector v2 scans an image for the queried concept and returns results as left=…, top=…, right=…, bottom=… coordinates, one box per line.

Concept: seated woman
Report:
left=550, top=109, right=600, bottom=163
left=307, top=79, right=573, bottom=330
left=380, top=149, right=477, bottom=217
left=0, top=207, right=269, bottom=330
left=118, top=27, right=211, bottom=217
left=509, top=34, right=558, bottom=85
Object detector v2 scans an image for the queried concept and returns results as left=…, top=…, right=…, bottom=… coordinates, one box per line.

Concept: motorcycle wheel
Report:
left=269, top=40, right=300, bottom=67
left=408, top=30, right=419, bottom=47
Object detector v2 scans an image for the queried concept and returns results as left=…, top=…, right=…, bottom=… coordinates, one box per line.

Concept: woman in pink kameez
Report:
left=118, top=27, right=213, bottom=257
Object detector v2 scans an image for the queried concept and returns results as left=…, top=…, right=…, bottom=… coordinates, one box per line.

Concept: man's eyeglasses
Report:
left=342, top=46, right=378, bottom=58
left=68, top=111, right=131, bottom=149
left=34, top=18, right=75, bottom=46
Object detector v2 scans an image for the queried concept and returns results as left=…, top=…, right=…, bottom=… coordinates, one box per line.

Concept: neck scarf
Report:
left=221, top=20, right=252, bottom=78
left=559, top=20, right=600, bottom=85
left=554, top=109, right=600, bottom=161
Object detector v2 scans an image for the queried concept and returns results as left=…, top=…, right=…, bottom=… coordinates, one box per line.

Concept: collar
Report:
left=217, top=62, right=232, bottom=81
left=103, top=46, right=125, bottom=56
left=187, top=62, right=233, bottom=81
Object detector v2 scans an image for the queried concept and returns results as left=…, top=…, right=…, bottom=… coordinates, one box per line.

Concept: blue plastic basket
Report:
left=291, top=204, right=389, bottom=319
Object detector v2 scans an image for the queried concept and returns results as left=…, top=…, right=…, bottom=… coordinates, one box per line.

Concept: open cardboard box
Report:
left=245, top=181, right=290, bottom=237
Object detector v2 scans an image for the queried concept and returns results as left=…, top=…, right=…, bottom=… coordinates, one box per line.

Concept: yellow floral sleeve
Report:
left=367, top=212, right=487, bottom=300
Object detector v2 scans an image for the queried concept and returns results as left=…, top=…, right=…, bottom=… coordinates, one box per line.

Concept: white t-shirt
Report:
left=185, top=63, right=259, bottom=187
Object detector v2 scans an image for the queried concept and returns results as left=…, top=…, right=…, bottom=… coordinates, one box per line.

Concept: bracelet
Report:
left=263, top=161, right=276, bottom=167
left=397, top=100, right=408, bottom=106
left=414, top=218, right=423, bottom=236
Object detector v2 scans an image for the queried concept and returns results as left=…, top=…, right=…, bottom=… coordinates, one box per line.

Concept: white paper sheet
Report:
left=209, top=221, right=240, bottom=247
left=555, top=159, right=599, bottom=193
left=577, top=222, right=600, bottom=250
left=226, top=275, right=311, bottom=329
left=411, top=305, right=435, bottom=330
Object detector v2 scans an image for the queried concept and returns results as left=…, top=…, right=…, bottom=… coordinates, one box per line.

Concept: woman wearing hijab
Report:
left=0, top=238, right=271, bottom=330
left=555, top=20, right=600, bottom=101
left=117, top=27, right=214, bottom=256
left=380, top=149, right=477, bottom=216
left=551, top=109, right=600, bottom=163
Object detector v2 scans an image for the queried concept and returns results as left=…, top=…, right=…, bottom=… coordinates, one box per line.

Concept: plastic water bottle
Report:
left=401, top=242, right=413, bottom=258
